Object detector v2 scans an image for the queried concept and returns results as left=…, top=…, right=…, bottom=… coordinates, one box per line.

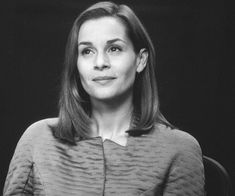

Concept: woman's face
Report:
left=77, top=17, right=145, bottom=102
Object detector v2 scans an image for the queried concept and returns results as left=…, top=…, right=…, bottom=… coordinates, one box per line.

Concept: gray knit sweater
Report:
left=3, top=118, right=205, bottom=196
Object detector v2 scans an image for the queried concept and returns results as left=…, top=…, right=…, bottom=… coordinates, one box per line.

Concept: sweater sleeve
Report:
left=163, top=132, right=205, bottom=196
left=3, top=127, right=35, bottom=196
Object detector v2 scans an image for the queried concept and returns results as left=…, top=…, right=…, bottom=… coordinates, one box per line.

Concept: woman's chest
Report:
left=33, top=137, right=170, bottom=195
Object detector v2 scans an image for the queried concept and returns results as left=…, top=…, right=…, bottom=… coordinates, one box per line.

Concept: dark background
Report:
left=1, top=0, right=234, bottom=194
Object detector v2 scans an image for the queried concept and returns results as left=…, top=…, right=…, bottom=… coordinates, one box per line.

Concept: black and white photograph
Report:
left=1, top=0, right=234, bottom=195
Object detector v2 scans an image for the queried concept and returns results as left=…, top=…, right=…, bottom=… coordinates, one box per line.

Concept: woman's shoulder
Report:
left=152, top=123, right=202, bottom=153
left=18, top=118, right=58, bottom=145
left=26, top=118, right=58, bottom=130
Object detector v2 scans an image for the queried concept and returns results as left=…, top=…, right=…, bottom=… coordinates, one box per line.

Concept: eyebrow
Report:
left=78, top=38, right=126, bottom=46
left=78, top=41, right=92, bottom=46
left=107, top=38, right=126, bottom=44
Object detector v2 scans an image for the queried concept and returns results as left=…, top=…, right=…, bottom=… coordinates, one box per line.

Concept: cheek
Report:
left=77, top=60, right=89, bottom=81
left=77, top=66, right=91, bottom=94
left=120, top=59, right=137, bottom=80
left=126, top=69, right=137, bottom=86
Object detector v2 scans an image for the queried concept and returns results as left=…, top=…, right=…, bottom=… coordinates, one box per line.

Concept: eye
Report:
left=108, top=46, right=122, bottom=53
left=81, top=48, right=94, bottom=56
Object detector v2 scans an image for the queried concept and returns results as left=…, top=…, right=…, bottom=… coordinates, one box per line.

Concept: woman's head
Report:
left=54, top=1, right=170, bottom=143
left=77, top=16, right=148, bottom=103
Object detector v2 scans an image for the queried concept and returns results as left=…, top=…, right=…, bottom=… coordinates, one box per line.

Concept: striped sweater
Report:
left=3, top=118, right=204, bottom=195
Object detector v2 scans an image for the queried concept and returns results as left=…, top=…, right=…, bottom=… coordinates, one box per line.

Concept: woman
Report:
left=3, top=1, right=205, bottom=195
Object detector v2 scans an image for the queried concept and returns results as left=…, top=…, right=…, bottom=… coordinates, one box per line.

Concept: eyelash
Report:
left=80, top=45, right=122, bottom=56
left=108, top=46, right=122, bottom=53
left=81, top=48, right=93, bottom=55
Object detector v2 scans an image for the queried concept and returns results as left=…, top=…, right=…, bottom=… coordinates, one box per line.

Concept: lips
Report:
left=92, top=76, right=116, bottom=81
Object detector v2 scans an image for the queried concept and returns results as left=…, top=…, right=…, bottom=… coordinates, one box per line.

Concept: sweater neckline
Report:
left=91, top=136, right=131, bottom=148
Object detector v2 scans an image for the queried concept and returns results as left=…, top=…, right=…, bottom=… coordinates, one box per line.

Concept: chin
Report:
left=91, top=92, right=117, bottom=101
left=90, top=89, right=133, bottom=104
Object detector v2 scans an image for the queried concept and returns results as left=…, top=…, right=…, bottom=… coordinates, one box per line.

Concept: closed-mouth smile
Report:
left=92, top=76, right=116, bottom=81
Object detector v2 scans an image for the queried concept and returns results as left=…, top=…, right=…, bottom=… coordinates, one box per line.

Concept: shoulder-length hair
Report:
left=51, top=1, right=172, bottom=144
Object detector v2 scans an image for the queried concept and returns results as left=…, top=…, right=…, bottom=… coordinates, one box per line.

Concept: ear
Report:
left=136, top=48, right=148, bottom=73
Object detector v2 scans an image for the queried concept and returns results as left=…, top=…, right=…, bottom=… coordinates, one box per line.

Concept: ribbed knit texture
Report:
left=3, top=118, right=205, bottom=196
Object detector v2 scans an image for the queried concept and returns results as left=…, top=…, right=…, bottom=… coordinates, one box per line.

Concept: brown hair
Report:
left=52, top=1, right=172, bottom=144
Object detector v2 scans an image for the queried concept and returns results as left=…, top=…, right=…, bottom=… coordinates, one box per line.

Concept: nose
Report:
left=94, top=51, right=110, bottom=70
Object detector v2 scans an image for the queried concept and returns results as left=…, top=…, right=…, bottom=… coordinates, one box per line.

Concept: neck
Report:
left=90, top=94, right=133, bottom=140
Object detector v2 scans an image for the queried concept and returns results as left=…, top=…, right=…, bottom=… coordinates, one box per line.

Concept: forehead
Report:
left=78, top=17, right=128, bottom=42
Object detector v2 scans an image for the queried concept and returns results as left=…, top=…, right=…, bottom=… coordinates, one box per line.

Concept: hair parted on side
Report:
left=51, top=1, right=172, bottom=144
